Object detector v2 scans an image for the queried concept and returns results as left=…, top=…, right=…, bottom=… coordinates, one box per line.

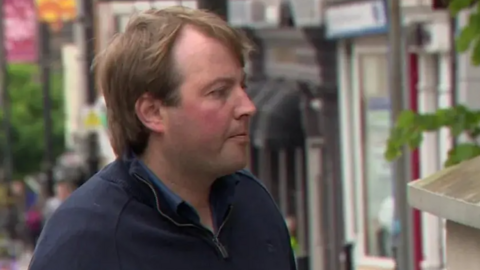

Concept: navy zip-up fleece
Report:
left=29, top=155, right=296, bottom=270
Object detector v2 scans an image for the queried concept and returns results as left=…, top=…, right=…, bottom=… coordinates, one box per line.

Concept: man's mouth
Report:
left=230, top=132, right=248, bottom=137
left=229, top=133, right=249, bottom=142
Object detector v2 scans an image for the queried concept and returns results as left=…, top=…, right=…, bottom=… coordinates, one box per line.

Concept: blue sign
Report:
left=325, top=0, right=388, bottom=39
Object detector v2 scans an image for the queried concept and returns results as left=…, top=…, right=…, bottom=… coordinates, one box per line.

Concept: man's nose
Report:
left=235, top=89, right=256, bottom=118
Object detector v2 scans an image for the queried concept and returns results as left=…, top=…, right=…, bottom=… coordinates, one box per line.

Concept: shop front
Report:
left=325, top=0, right=452, bottom=269
left=248, top=28, right=344, bottom=270
left=228, top=1, right=345, bottom=269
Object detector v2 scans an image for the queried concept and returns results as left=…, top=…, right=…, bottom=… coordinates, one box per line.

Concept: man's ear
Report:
left=134, top=93, right=165, bottom=133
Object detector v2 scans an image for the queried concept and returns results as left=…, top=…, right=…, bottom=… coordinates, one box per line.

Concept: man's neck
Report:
left=140, top=148, right=214, bottom=211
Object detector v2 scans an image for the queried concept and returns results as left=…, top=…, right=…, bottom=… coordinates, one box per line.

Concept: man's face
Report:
left=141, top=26, right=256, bottom=176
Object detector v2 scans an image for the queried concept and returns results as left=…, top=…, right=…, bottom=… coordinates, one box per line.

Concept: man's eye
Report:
left=209, top=89, right=227, bottom=97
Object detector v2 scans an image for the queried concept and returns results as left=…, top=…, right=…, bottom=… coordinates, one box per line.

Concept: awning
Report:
left=247, top=79, right=304, bottom=149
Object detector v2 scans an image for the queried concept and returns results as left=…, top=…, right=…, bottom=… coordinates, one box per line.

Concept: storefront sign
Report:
left=36, top=0, right=76, bottom=31
left=325, top=0, right=388, bottom=39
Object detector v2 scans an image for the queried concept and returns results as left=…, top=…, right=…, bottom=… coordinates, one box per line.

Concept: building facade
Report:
left=323, top=0, right=452, bottom=269
left=93, top=1, right=458, bottom=269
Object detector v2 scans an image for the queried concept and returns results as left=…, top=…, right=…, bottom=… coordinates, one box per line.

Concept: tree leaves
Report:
left=0, top=64, right=65, bottom=179
left=386, top=1, right=480, bottom=168
left=385, top=106, right=480, bottom=167
left=449, top=1, right=480, bottom=64
left=449, top=0, right=477, bottom=16
left=445, top=143, right=480, bottom=166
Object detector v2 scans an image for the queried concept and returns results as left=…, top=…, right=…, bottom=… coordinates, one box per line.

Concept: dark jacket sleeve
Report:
left=29, top=206, right=119, bottom=270
left=238, top=169, right=298, bottom=270
left=288, top=243, right=297, bottom=270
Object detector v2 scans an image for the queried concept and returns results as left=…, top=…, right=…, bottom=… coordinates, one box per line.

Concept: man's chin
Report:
left=216, top=158, right=247, bottom=176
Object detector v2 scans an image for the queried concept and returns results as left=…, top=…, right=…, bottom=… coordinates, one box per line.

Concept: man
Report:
left=29, top=7, right=296, bottom=270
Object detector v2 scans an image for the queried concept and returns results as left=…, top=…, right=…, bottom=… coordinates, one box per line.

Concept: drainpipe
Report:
left=441, top=16, right=457, bottom=270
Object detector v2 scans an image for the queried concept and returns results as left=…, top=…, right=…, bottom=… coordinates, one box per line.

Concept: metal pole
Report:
left=39, top=22, right=54, bottom=197
left=78, top=0, right=99, bottom=179
left=0, top=0, right=12, bottom=188
left=387, top=1, right=415, bottom=270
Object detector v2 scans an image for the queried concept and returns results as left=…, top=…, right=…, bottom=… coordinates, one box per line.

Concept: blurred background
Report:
left=0, top=0, right=469, bottom=269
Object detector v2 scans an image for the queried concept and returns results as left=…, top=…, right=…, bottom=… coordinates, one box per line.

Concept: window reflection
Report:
left=358, top=53, right=394, bottom=258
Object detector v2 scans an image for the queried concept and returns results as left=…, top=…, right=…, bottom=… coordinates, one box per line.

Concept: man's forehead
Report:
left=173, top=26, right=238, bottom=68
left=174, top=26, right=213, bottom=55
left=172, top=26, right=243, bottom=84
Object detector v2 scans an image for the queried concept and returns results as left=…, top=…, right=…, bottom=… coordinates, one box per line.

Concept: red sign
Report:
left=4, top=0, right=37, bottom=63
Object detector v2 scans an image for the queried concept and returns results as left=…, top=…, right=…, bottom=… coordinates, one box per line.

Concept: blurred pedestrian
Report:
left=24, top=204, right=42, bottom=253
left=42, top=180, right=74, bottom=223
left=377, top=196, right=395, bottom=257
left=285, top=215, right=299, bottom=254
left=30, top=7, right=296, bottom=270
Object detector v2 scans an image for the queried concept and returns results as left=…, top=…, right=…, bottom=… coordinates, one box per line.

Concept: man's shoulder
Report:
left=233, top=169, right=278, bottom=208
left=30, top=175, right=129, bottom=270
left=232, top=170, right=289, bottom=243
left=234, top=169, right=269, bottom=191
left=63, top=171, right=131, bottom=211
left=44, top=173, right=131, bottom=237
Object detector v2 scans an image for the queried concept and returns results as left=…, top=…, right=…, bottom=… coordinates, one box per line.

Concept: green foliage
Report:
left=0, top=64, right=65, bottom=179
left=450, top=0, right=480, bottom=64
left=385, top=1, right=480, bottom=167
left=385, top=105, right=480, bottom=167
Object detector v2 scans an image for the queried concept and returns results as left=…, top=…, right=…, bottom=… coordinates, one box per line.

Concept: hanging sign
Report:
left=81, top=106, right=102, bottom=132
left=325, top=0, right=388, bottom=39
left=4, top=0, right=38, bottom=63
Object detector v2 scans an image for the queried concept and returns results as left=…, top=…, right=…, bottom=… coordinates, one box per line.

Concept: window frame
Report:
left=350, top=39, right=396, bottom=269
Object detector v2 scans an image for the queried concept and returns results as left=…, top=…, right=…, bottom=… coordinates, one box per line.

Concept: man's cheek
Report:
left=185, top=104, right=227, bottom=137
left=198, top=118, right=222, bottom=137
left=192, top=109, right=222, bottom=130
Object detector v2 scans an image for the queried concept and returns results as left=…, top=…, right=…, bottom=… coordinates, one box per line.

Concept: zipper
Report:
left=211, top=205, right=233, bottom=258
left=134, top=173, right=196, bottom=228
left=134, top=173, right=232, bottom=259
left=212, top=236, right=229, bottom=258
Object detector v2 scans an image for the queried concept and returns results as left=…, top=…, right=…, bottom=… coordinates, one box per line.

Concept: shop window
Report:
left=358, top=53, right=393, bottom=258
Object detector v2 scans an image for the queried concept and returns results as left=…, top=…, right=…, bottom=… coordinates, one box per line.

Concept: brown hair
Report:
left=96, top=7, right=254, bottom=156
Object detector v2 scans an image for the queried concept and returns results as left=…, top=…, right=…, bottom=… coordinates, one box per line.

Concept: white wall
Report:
left=62, top=44, right=84, bottom=149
